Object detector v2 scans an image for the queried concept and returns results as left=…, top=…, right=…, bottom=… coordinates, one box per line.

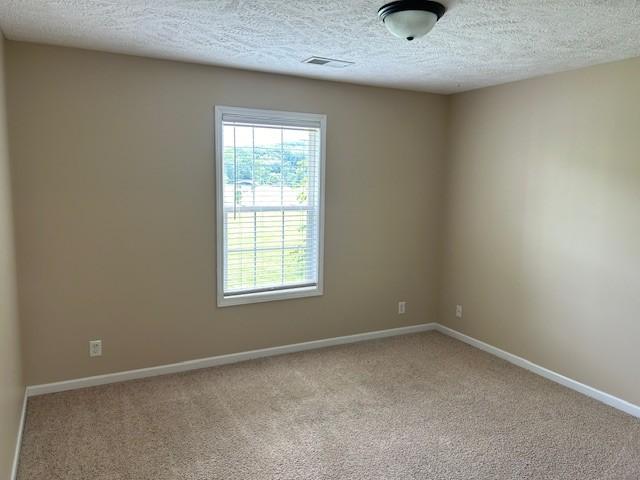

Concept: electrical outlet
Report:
left=456, top=305, right=463, bottom=319
left=398, top=301, right=406, bottom=315
left=89, top=340, right=102, bottom=357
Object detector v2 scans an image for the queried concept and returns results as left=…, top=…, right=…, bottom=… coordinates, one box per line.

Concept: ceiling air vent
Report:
left=302, top=56, right=354, bottom=68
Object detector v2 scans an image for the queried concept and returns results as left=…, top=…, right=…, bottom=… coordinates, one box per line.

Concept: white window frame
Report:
left=215, top=105, right=326, bottom=307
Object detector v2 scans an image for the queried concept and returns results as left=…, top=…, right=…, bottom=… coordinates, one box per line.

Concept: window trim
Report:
left=214, top=105, right=326, bottom=307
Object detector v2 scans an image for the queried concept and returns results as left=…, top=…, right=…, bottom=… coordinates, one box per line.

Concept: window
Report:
left=215, top=106, right=326, bottom=306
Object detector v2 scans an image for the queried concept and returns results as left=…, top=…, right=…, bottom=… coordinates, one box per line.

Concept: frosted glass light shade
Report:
left=383, top=9, right=438, bottom=41
left=378, top=1, right=446, bottom=41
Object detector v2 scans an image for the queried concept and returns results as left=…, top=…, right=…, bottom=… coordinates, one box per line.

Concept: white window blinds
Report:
left=215, top=106, right=325, bottom=306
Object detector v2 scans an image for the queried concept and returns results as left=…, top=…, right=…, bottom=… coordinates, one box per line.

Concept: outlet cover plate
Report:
left=89, top=340, right=102, bottom=357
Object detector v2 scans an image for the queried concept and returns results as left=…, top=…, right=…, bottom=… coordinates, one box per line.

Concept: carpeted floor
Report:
left=17, top=332, right=640, bottom=479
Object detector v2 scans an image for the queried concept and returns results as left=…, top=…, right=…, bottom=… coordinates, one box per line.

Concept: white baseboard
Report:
left=434, top=324, right=640, bottom=419
left=11, top=389, right=27, bottom=480
left=26, top=323, right=438, bottom=397
left=24, top=321, right=640, bottom=420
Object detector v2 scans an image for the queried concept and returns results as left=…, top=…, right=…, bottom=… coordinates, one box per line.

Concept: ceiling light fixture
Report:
left=378, top=0, right=446, bottom=41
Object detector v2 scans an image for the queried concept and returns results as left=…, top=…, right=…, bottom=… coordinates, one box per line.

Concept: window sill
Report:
left=217, top=285, right=323, bottom=307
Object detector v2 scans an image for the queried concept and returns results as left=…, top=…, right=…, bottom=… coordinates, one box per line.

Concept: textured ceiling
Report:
left=1, top=0, right=640, bottom=94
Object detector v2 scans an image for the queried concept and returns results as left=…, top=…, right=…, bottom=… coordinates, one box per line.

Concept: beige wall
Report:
left=440, top=57, right=640, bottom=405
left=0, top=33, right=23, bottom=480
left=6, top=40, right=640, bottom=409
left=6, top=42, right=448, bottom=385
